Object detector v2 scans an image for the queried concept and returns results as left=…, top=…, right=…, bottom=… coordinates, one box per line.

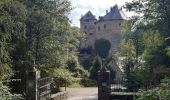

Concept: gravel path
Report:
left=66, top=87, right=98, bottom=100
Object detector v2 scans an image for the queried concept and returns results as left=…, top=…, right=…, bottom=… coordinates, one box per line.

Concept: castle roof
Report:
left=101, top=4, right=127, bottom=20
left=80, top=11, right=97, bottom=21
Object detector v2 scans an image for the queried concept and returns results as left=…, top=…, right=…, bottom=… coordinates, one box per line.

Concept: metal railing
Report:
left=37, top=77, right=51, bottom=100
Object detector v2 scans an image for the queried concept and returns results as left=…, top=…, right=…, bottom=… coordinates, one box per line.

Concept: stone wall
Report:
left=80, top=20, right=97, bottom=48
left=95, top=20, right=123, bottom=53
left=80, top=19, right=124, bottom=53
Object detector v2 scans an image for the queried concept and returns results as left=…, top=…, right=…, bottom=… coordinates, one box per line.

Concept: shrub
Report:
left=95, top=39, right=111, bottom=58
left=80, top=78, right=97, bottom=87
left=47, top=68, right=73, bottom=92
left=0, top=82, right=22, bottom=99
left=90, top=56, right=102, bottom=81
left=136, top=77, right=170, bottom=100
left=69, top=83, right=82, bottom=88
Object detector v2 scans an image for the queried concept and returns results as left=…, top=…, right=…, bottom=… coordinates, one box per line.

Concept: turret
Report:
left=80, top=11, right=97, bottom=49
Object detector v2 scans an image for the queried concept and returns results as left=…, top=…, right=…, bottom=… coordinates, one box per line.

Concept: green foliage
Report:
left=0, top=0, right=26, bottom=80
left=80, top=78, right=97, bottom=87
left=0, top=0, right=80, bottom=96
left=90, top=56, right=102, bottom=81
left=120, top=0, right=170, bottom=90
left=67, top=54, right=80, bottom=72
left=95, top=39, right=111, bottom=58
left=47, top=68, right=73, bottom=92
left=49, top=68, right=73, bottom=85
left=69, top=82, right=82, bottom=88
left=81, top=56, right=93, bottom=71
left=136, top=78, right=170, bottom=100
left=67, top=54, right=89, bottom=77
left=0, top=82, right=22, bottom=100
left=120, top=19, right=148, bottom=91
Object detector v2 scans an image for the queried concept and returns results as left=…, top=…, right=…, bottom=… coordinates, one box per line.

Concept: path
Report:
left=66, top=87, right=98, bottom=100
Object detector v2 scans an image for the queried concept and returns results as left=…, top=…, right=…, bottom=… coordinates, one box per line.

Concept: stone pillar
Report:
left=98, top=67, right=111, bottom=100
left=26, top=67, right=40, bottom=100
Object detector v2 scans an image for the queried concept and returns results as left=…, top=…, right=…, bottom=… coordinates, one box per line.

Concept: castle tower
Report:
left=95, top=4, right=127, bottom=53
left=80, top=5, right=127, bottom=54
left=80, top=11, right=97, bottom=49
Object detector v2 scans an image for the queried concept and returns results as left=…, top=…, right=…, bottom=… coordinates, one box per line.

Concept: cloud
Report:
left=68, top=0, right=133, bottom=27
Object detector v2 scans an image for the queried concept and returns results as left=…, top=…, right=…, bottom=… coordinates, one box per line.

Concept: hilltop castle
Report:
left=80, top=4, right=127, bottom=54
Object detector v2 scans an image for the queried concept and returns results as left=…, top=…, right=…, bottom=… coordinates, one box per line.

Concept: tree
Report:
left=0, top=0, right=79, bottom=97
left=95, top=39, right=111, bottom=58
left=0, top=0, right=27, bottom=98
left=67, top=54, right=88, bottom=77
left=90, top=56, right=102, bottom=81
left=47, top=68, right=73, bottom=92
left=120, top=0, right=170, bottom=90
left=0, top=0, right=27, bottom=80
left=136, top=77, right=170, bottom=100
left=0, top=82, right=22, bottom=99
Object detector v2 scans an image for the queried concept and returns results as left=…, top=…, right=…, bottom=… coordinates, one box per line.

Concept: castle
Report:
left=80, top=4, right=127, bottom=54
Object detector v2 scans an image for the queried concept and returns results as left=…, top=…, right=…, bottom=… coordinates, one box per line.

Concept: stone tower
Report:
left=80, top=4, right=127, bottom=53
left=80, top=11, right=97, bottom=49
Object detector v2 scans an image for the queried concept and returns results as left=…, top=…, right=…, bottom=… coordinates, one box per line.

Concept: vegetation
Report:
left=95, top=39, right=111, bottom=58
left=119, top=0, right=170, bottom=97
left=0, top=82, right=22, bottom=100
left=136, top=78, right=170, bottom=100
left=1, top=0, right=170, bottom=99
left=90, top=56, right=102, bottom=81
left=0, top=0, right=87, bottom=98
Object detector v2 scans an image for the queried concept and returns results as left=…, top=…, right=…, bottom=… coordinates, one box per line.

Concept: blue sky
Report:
left=69, top=0, right=133, bottom=27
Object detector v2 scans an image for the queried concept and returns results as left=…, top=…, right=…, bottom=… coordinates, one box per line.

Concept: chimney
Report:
left=106, top=10, right=108, bottom=14
left=120, top=7, right=122, bottom=11
left=110, top=7, right=113, bottom=11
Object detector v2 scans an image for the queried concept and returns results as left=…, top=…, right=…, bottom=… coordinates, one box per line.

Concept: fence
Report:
left=110, top=79, right=137, bottom=100
left=37, top=77, right=51, bottom=100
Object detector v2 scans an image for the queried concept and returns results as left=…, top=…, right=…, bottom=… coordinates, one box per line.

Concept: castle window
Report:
left=89, top=33, right=93, bottom=35
left=84, top=25, right=87, bottom=29
left=104, top=24, right=106, bottom=29
left=98, top=26, right=100, bottom=31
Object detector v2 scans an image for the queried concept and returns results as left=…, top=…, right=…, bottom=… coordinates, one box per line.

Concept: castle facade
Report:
left=80, top=4, right=127, bottom=54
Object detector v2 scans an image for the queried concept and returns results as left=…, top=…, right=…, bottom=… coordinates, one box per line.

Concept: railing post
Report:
left=98, top=67, right=111, bottom=100
left=26, top=67, right=40, bottom=100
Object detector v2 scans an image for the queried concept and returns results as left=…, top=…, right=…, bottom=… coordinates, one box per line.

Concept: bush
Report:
left=136, top=77, right=170, bottom=100
left=90, top=56, right=102, bottom=81
left=80, top=78, right=97, bottom=87
left=0, top=82, right=22, bottom=99
left=69, top=83, right=82, bottom=88
left=47, top=68, right=73, bottom=92
left=67, top=54, right=89, bottom=78
left=95, top=39, right=111, bottom=58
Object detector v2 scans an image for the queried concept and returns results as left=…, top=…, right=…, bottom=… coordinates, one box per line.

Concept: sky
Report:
left=68, top=0, right=133, bottom=27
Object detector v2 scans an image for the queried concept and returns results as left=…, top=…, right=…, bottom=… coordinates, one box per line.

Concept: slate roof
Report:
left=101, top=4, right=127, bottom=20
left=80, top=11, right=97, bottom=21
